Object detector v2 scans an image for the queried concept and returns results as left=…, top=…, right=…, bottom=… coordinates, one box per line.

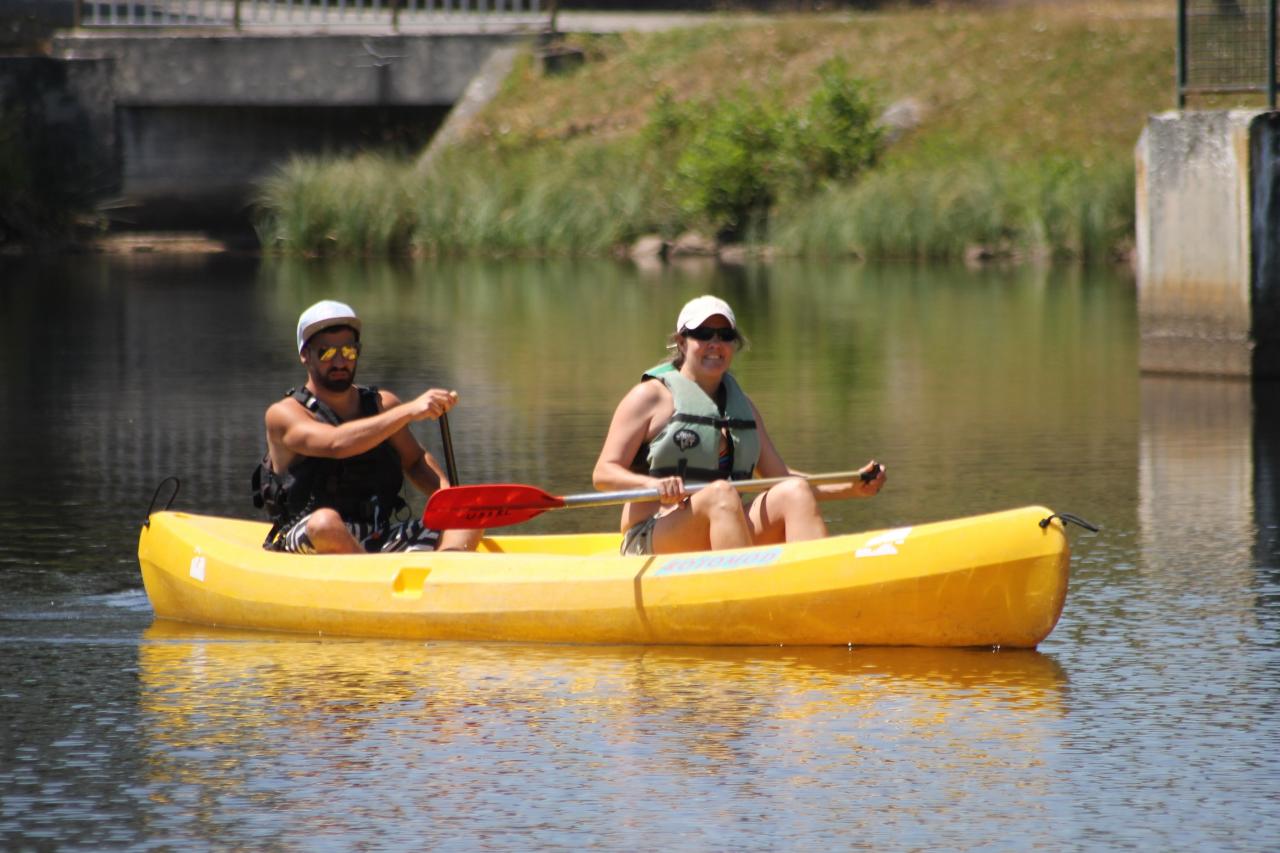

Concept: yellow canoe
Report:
left=137, top=506, right=1071, bottom=648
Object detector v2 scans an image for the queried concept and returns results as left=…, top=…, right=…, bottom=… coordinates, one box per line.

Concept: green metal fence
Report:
left=1179, top=0, right=1277, bottom=108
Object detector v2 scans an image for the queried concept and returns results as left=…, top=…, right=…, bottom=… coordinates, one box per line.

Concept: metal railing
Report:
left=74, top=1, right=550, bottom=30
left=1178, top=0, right=1277, bottom=108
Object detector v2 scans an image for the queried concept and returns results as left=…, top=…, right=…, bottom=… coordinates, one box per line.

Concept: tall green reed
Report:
left=255, top=153, right=415, bottom=255
left=770, top=159, right=1134, bottom=262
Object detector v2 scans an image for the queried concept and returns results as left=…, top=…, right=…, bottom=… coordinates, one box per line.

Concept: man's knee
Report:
left=306, top=509, right=353, bottom=551
left=306, top=509, right=344, bottom=535
left=438, top=528, right=484, bottom=552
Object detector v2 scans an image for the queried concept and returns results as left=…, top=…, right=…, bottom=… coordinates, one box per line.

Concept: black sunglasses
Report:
left=682, top=326, right=739, bottom=343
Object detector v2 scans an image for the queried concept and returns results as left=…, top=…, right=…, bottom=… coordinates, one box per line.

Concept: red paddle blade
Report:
left=422, top=484, right=566, bottom=530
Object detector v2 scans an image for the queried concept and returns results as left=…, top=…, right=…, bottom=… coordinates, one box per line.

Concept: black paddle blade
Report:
left=422, top=484, right=566, bottom=530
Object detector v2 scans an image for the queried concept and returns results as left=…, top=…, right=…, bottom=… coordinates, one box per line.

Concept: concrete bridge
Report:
left=72, top=0, right=550, bottom=31
left=16, top=1, right=556, bottom=230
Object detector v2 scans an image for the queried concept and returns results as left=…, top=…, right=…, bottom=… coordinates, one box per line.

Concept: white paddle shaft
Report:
left=559, top=470, right=870, bottom=510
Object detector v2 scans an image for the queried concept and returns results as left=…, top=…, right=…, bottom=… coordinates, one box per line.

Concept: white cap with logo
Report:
left=675, top=295, right=736, bottom=333
left=296, top=300, right=361, bottom=353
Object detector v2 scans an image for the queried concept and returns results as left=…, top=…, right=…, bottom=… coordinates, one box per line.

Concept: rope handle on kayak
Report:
left=144, top=477, right=181, bottom=528
left=1039, top=512, right=1099, bottom=533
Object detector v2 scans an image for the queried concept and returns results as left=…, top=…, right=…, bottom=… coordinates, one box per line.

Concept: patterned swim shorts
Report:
left=270, top=513, right=441, bottom=554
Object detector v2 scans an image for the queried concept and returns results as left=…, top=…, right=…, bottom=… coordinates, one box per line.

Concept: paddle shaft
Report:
left=439, top=413, right=459, bottom=486
left=422, top=466, right=882, bottom=529
left=557, top=468, right=878, bottom=511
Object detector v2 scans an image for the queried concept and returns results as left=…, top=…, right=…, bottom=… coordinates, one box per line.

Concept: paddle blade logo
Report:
left=673, top=429, right=700, bottom=450
left=423, top=483, right=565, bottom=530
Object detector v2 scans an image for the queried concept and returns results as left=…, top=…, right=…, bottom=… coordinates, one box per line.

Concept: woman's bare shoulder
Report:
left=619, top=376, right=673, bottom=410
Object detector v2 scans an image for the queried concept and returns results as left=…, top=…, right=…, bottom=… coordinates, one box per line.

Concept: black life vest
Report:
left=251, top=386, right=406, bottom=532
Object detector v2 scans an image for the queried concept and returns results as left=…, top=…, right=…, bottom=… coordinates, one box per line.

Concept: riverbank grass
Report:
left=253, top=2, right=1172, bottom=261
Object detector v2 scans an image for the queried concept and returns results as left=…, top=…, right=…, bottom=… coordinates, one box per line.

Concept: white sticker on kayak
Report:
left=855, top=527, right=912, bottom=558
left=189, top=550, right=206, bottom=582
left=653, top=546, right=783, bottom=576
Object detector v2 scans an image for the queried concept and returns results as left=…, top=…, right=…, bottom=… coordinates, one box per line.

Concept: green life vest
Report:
left=630, top=362, right=760, bottom=482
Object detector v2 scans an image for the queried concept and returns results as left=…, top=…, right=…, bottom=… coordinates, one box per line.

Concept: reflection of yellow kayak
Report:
left=140, top=621, right=1069, bottom=720
left=137, top=506, right=1070, bottom=647
left=137, top=625, right=1068, bottom=795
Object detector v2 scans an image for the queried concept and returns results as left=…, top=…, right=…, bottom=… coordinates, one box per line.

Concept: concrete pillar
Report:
left=1135, top=110, right=1280, bottom=378
left=0, top=56, right=119, bottom=236
left=1136, top=114, right=1280, bottom=600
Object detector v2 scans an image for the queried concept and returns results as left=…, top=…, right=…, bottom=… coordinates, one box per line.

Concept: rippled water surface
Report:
left=1, top=254, right=1277, bottom=849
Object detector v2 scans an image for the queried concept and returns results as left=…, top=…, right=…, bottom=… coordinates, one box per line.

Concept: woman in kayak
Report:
left=592, top=294, right=886, bottom=555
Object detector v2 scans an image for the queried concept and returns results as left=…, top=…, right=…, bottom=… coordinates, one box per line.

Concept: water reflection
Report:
left=1138, top=376, right=1279, bottom=625
left=6, top=253, right=1280, bottom=847
left=1123, top=375, right=1280, bottom=814
left=134, top=621, right=1068, bottom=846
left=1, top=254, right=1140, bottom=595
left=1253, top=382, right=1280, bottom=643
left=1138, top=377, right=1253, bottom=574
left=1254, top=381, right=1280, bottom=570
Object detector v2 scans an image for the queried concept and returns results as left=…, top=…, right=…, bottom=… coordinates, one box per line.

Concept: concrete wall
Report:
left=1135, top=110, right=1280, bottom=378
left=53, top=32, right=525, bottom=107
left=0, top=56, right=118, bottom=237
left=1134, top=111, right=1257, bottom=377
left=116, top=104, right=448, bottom=229
left=39, top=31, right=528, bottom=229
left=0, top=0, right=74, bottom=50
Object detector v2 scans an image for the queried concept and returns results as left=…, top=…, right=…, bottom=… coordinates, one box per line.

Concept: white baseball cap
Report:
left=296, top=300, right=361, bottom=353
left=675, top=295, right=736, bottom=333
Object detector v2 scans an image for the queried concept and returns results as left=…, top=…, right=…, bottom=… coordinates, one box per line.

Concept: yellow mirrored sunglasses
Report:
left=312, top=343, right=360, bottom=362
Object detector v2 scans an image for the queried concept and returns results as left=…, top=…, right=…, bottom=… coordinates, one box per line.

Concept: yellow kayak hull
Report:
left=137, top=506, right=1070, bottom=647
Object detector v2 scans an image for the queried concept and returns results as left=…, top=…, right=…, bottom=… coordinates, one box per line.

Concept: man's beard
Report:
left=317, top=370, right=354, bottom=392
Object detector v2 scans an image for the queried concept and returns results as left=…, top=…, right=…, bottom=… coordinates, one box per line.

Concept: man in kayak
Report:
left=253, top=299, right=481, bottom=554
left=592, top=294, right=885, bottom=555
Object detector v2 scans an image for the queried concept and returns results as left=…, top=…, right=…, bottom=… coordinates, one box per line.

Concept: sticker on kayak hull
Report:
left=855, top=527, right=912, bottom=558
left=189, top=548, right=206, bottom=582
left=653, top=547, right=783, bottom=576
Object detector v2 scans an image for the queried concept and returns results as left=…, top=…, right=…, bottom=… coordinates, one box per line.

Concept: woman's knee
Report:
left=771, top=477, right=819, bottom=512
left=696, top=479, right=746, bottom=516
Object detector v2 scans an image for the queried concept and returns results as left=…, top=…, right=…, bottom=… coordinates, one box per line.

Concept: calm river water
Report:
left=1, top=252, right=1277, bottom=849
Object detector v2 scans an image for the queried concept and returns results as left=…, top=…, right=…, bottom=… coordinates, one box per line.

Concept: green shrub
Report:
left=670, top=92, right=790, bottom=239
left=643, top=88, right=693, bottom=150
left=662, top=61, right=882, bottom=239
left=784, top=59, right=882, bottom=193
